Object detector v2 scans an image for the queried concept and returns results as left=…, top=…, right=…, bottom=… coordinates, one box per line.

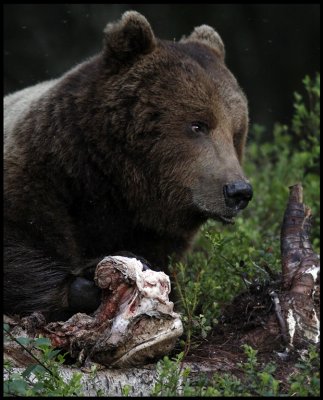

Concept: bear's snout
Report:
left=223, top=180, right=253, bottom=211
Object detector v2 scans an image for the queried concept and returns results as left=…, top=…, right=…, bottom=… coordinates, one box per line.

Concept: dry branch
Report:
left=278, top=183, right=320, bottom=348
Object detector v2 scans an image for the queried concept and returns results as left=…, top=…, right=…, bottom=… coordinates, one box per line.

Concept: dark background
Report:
left=4, top=4, right=320, bottom=131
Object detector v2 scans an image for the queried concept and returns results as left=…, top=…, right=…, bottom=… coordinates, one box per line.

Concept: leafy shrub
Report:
left=287, top=345, right=320, bottom=396
left=3, top=324, right=83, bottom=397
left=151, top=343, right=320, bottom=396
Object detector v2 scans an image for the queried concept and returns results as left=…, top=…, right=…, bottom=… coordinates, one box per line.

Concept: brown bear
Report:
left=4, top=11, right=252, bottom=321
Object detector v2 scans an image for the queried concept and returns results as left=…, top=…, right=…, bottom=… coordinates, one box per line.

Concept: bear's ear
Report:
left=103, top=11, right=156, bottom=68
left=181, top=25, right=225, bottom=60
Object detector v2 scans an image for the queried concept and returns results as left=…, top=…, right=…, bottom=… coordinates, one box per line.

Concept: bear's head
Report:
left=96, top=12, right=252, bottom=234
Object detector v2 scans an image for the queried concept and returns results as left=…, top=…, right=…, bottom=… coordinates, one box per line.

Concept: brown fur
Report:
left=4, top=11, right=251, bottom=320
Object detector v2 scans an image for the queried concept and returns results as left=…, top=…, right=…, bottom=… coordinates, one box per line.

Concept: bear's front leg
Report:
left=68, top=277, right=102, bottom=314
left=4, top=240, right=102, bottom=322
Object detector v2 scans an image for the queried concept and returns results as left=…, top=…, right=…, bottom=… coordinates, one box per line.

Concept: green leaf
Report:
left=16, top=336, right=32, bottom=346
left=33, top=337, right=52, bottom=346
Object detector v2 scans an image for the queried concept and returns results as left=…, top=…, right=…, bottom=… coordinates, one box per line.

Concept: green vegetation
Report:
left=3, top=75, right=320, bottom=396
left=152, top=344, right=320, bottom=396
left=3, top=324, right=83, bottom=396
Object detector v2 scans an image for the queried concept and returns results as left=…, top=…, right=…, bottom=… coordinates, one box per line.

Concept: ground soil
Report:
left=181, top=278, right=320, bottom=392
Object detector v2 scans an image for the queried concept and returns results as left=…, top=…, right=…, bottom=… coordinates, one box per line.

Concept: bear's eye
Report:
left=191, top=122, right=209, bottom=135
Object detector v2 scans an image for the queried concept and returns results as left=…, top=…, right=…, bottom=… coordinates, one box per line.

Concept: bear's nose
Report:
left=223, top=180, right=253, bottom=210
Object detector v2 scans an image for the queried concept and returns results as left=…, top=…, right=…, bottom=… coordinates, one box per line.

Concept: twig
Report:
left=3, top=326, right=55, bottom=377
left=270, top=291, right=289, bottom=346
